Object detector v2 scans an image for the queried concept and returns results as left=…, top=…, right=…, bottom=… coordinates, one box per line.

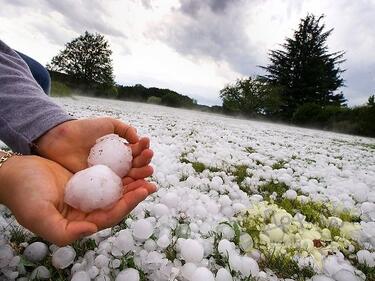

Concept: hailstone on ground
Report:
left=64, top=165, right=123, bottom=212
left=88, top=134, right=133, bottom=177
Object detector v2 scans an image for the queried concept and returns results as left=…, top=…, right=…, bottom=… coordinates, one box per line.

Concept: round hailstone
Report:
left=311, top=275, right=335, bottom=281
left=218, top=239, right=235, bottom=258
left=216, top=268, right=233, bottom=281
left=71, top=271, right=90, bottom=281
left=52, top=246, right=76, bottom=269
left=239, top=233, right=253, bottom=252
left=180, top=263, right=197, bottom=280
left=180, top=239, right=204, bottom=263
left=190, top=267, right=215, bottom=281
left=283, top=189, right=297, bottom=200
left=30, top=266, right=50, bottom=280
left=132, top=219, right=154, bottom=241
left=240, top=256, right=259, bottom=277
left=23, top=242, right=49, bottom=263
left=332, top=269, right=361, bottom=281
left=152, top=203, right=170, bottom=217
left=88, top=134, right=133, bottom=178
left=0, top=245, right=14, bottom=268
left=64, top=165, right=123, bottom=212
left=115, top=268, right=140, bottom=281
left=161, top=192, right=179, bottom=208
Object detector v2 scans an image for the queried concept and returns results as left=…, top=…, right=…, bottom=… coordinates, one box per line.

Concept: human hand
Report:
left=34, top=118, right=154, bottom=181
left=0, top=155, right=156, bottom=246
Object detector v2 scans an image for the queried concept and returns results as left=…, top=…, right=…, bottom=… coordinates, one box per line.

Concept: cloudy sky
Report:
left=1, top=0, right=374, bottom=106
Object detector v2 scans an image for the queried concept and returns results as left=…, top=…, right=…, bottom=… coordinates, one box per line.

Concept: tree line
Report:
left=220, top=14, right=374, bottom=137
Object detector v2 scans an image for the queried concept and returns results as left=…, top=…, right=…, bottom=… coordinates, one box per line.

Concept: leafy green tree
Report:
left=220, top=77, right=281, bottom=117
left=47, top=31, right=115, bottom=86
left=260, top=14, right=346, bottom=119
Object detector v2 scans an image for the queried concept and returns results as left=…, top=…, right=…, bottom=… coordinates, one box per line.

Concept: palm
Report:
left=5, top=156, right=155, bottom=246
left=35, top=118, right=153, bottom=181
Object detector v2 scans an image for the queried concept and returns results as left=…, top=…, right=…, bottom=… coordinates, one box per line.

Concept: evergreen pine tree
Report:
left=260, top=14, right=346, bottom=119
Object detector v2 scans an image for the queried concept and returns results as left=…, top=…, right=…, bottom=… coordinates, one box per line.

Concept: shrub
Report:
left=147, top=96, right=162, bottom=105
left=50, top=81, right=72, bottom=97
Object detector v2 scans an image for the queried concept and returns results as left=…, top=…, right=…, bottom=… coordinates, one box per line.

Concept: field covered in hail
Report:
left=1, top=95, right=375, bottom=281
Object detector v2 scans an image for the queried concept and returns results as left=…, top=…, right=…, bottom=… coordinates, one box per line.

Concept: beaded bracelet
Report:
left=0, top=150, right=22, bottom=168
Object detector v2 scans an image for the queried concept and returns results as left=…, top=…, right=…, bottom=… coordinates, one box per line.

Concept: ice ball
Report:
left=88, top=134, right=133, bottom=177
left=132, top=219, right=154, bottom=241
left=179, top=239, right=204, bottom=263
left=64, top=165, right=123, bottom=212
left=115, top=268, right=140, bottom=281
left=190, top=267, right=215, bottom=281
left=30, top=265, right=50, bottom=280
left=23, top=242, right=49, bottom=263
left=52, top=246, right=76, bottom=269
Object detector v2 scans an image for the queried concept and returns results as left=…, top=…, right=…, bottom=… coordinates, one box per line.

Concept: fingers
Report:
left=31, top=203, right=97, bottom=246
left=123, top=179, right=157, bottom=194
left=132, top=149, right=153, bottom=168
left=110, top=118, right=139, bottom=144
left=87, top=187, right=151, bottom=229
left=130, top=137, right=150, bottom=157
left=127, top=165, right=154, bottom=180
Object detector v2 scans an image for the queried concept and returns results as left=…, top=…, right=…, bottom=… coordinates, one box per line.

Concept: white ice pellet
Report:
left=23, top=242, right=49, bottom=263
left=111, top=259, right=121, bottom=269
left=64, top=165, right=123, bottom=212
left=0, top=244, right=13, bottom=268
left=112, top=230, right=135, bottom=256
left=332, top=269, right=361, bottom=281
left=229, top=254, right=242, bottom=272
left=218, top=239, right=235, bottom=258
left=161, top=192, right=179, bottom=208
left=88, top=134, right=133, bottom=177
left=95, top=274, right=111, bottom=281
left=144, top=239, right=157, bottom=252
left=88, top=266, right=100, bottom=279
left=357, top=249, right=375, bottom=267
left=95, top=255, right=109, bottom=268
left=216, top=268, right=233, bottom=281
left=71, top=270, right=90, bottom=281
left=239, top=233, right=253, bottom=251
left=115, top=268, right=140, bottom=281
left=152, top=203, right=170, bottom=217
left=52, top=246, right=76, bottom=269
left=132, top=219, right=154, bottom=241
left=311, top=275, right=335, bottom=281
left=180, top=262, right=197, bottom=280
left=240, top=256, right=259, bottom=277
left=179, top=239, right=204, bottom=263
left=157, top=234, right=171, bottom=249
left=30, top=265, right=50, bottom=280
left=190, top=267, right=215, bottom=281
left=283, top=189, right=298, bottom=200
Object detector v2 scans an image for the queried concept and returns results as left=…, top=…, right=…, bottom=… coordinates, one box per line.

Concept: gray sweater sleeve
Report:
left=0, top=40, right=74, bottom=154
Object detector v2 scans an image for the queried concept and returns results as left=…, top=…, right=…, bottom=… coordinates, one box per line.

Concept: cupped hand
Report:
left=0, top=155, right=156, bottom=246
left=34, top=117, right=154, bottom=180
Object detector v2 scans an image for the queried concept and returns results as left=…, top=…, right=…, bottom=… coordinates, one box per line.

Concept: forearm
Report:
left=0, top=40, right=74, bottom=154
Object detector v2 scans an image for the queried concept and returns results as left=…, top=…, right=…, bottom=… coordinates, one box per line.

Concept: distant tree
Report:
left=47, top=31, right=115, bottom=86
left=260, top=14, right=346, bottom=119
left=368, top=95, right=375, bottom=107
left=220, top=77, right=281, bottom=117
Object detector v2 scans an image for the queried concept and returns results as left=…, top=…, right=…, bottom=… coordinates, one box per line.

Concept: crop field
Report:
left=1, top=96, right=374, bottom=281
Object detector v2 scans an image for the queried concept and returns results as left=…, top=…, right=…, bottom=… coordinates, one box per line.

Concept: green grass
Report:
left=357, top=263, right=375, bottom=281
left=233, top=165, right=249, bottom=185
left=245, top=146, right=256, bottom=153
left=50, top=81, right=72, bottom=97
left=192, top=162, right=206, bottom=173
left=71, top=238, right=97, bottom=257
left=272, top=160, right=287, bottom=170
left=258, top=181, right=289, bottom=200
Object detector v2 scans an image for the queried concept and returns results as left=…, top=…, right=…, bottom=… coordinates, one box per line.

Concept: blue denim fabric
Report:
left=16, top=51, right=51, bottom=95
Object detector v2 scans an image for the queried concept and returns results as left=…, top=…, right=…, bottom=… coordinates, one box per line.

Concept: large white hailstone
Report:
left=111, top=229, right=135, bottom=256
left=88, top=134, right=133, bottom=178
left=52, top=246, right=76, bottom=269
left=115, top=268, right=140, bottom=281
left=64, top=165, right=123, bottom=212
left=239, top=233, right=253, bottom=252
left=71, top=271, right=90, bottom=281
left=283, top=189, right=298, bottom=200
left=311, top=275, right=335, bottom=281
left=218, top=239, right=235, bottom=258
left=240, top=256, right=259, bottom=277
left=180, top=263, right=197, bottom=280
left=161, top=192, right=179, bottom=208
left=132, top=219, right=154, bottom=241
left=30, top=266, right=50, bottom=280
left=23, top=242, right=49, bottom=263
left=357, top=250, right=375, bottom=267
left=157, top=234, right=171, bottom=249
left=179, top=239, right=204, bottom=263
left=228, top=254, right=242, bottom=272
left=216, top=268, right=233, bottom=281
left=94, top=255, right=109, bottom=268
left=332, top=269, right=361, bottom=281
left=0, top=245, right=14, bottom=268
left=190, top=267, right=215, bottom=281
left=152, top=203, right=170, bottom=217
